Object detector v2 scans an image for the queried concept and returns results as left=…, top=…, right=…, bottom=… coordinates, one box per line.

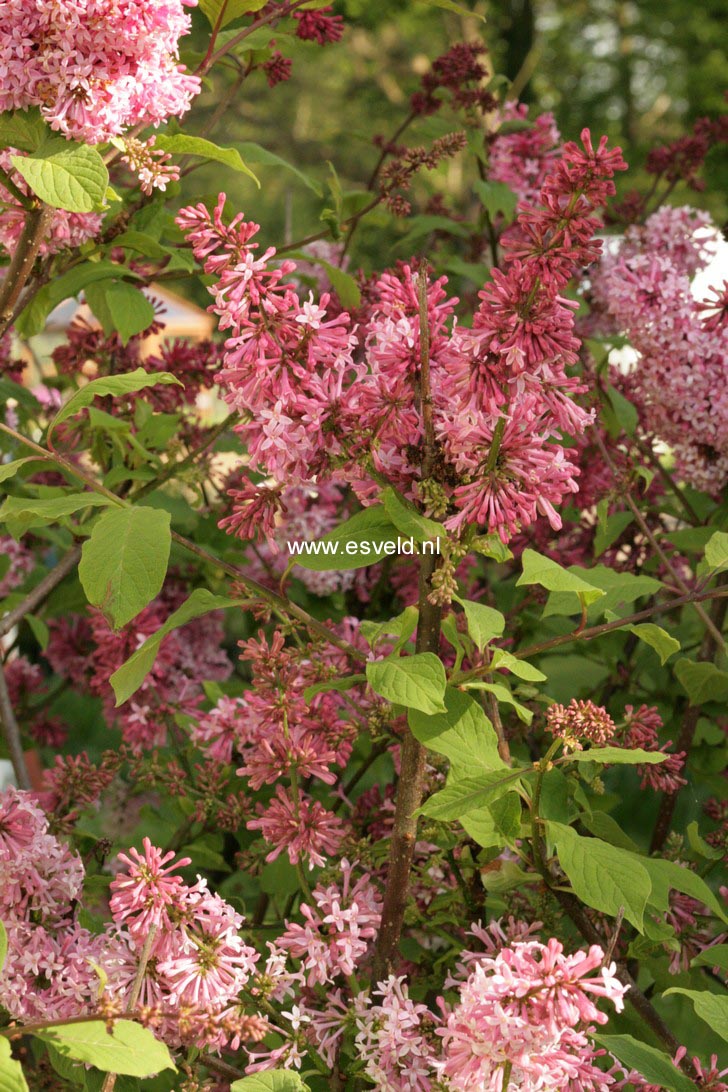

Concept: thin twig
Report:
left=0, top=547, right=81, bottom=638
left=101, top=924, right=158, bottom=1092
left=0, top=659, right=30, bottom=790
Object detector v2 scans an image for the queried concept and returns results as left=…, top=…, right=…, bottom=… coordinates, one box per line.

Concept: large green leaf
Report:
left=705, top=530, right=728, bottom=572
left=15, top=262, right=141, bottom=339
left=408, top=686, right=505, bottom=773
left=0, top=459, right=36, bottom=484
left=517, top=549, right=605, bottom=606
left=675, top=659, right=728, bottom=704
left=381, top=488, right=446, bottom=544
left=566, top=746, right=667, bottom=765
left=0, top=108, right=47, bottom=153
left=84, top=282, right=156, bottom=346
left=111, top=590, right=239, bottom=705
left=462, top=790, right=524, bottom=848
left=199, top=0, right=267, bottom=28
left=154, top=134, right=258, bottom=184
left=0, top=1037, right=28, bottom=1092
left=366, top=653, right=447, bottom=715
left=548, top=822, right=652, bottom=930
left=455, top=596, right=505, bottom=651
left=11, top=141, right=108, bottom=213
left=624, top=623, right=680, bottom=664
left=49, top=368, right=182, bottom=439
left=662, top=989, right=728, bottom=1042
left=291, top=506, right=401, bottom=572
left=0, top=493, right=113, bottom=535
left=35, top=1021, right=174, bottom=1077
left=594, top=1034, right=695, bottom=1092
left=79, top=506, right=171, bottom=630
left=642, top=857, right=728, bottom=923
left=418, top=768, right=527, bottom=821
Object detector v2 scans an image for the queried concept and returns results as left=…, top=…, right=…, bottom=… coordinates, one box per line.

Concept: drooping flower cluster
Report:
left=618, top=704, right=686, bottom=793
left=188, top=627, right=364, bottom=869
left=0, top=0, right=200, bottom=144
left=178, top=128, right=625, bottom=545
left=0, top=534, right=34, bottom=597
left=591, top=205, right=728, bottom=492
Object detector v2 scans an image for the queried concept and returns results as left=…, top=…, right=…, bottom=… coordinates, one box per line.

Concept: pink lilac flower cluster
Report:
left=545, top=698, right=617, bottom=749
left=45, top=581, right=232, bottom=751
left=351, top=922, right=627, bottom=1092
left=189, top=627, right=365, bottom=869
left=488, top=101, right=561, bottom=205
left=618, top=704, right=686, bottom=793
left=591, top=205, right=728, bottom=492
left=0, top=0, right=200, bottom=144
left=178, top=129, right=625, bottom=545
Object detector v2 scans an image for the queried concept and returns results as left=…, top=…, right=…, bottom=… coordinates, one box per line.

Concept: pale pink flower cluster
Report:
left=277, top=860, right=382, bottom=986
left=0, top=0, right=200, bottom=144
left=0, top=151, right=102, bottom=258
left=592, top=205, right=728, bottom=492
left=489, top=101, right=561, bottom=204
left=352, top=926, right=627, bottom=1092
left=121, top=135, right=181, bottom=195
left=0, top=787, right=109, bottom=1021
left=178, top=130, right=625, bottom=544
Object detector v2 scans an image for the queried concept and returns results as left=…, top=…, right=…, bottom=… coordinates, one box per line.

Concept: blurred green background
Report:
left=179, top=0, right=727, bottom=268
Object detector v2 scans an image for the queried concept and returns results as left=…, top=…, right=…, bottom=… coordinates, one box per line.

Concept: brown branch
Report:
left=0, top=204, right=54, bottom=338
left=372, top=271, right=443, bottom=979
left=0, top=547, right=81, bottom=639
left=0, top=659, right=30, bottom=790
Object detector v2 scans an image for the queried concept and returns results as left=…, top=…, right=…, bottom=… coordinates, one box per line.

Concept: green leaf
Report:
left=455, top=597, right=505, bottom=651
left=79, top=507, right=171, bottom=630
left=418, top=769, right=526, bottom=821
left=381, top=488, right=446, bottom=544
left=34, top=1020, right=175, bottom=1077
left=153, top=134, right=259, bottom=185
left=675, top=659, right=728, bottom=705
left=641, top=857, right=728, bottom=923
left=0, top=459, right=35, bottom=484
left=408, top=686, right=506, bottom=773
left=543, top=566, right=662, bottom=619
left=11, top=141, right=108, bottom=213
left=594, top=510, right=633, bottom=557
left=0, top=108, right=47, bottom=153
left=462, top=790, right=523, bottom=847
left=464, top=681, right=533, bottom=724
left=517, top=549, right=605, bottom=605
left=49, top=368, right=182, bottom=439
left=625, top=623, right=680, bottom=664
left=594, top=1034, right=695, bottom=1092
left=199, top=0, right=268, bottom=29
left=472, top=533, right=513, bottom=563
left=366, top=653, right=447, bottom=715
left=490, top=648, right=546, bottom=681
left=705, top=530, right=728, bottom=573
left=110, top=590, right=239, bottom=705
left=662, top=989, right=728, bottom=1042
left=84, top=282, right=155, bottom=347
left=290, top=506, right=401, bottom=571
left=548, top=822, right=652, bottom=930
left=691, top=944, right=728, bottom=972
left=288, top=250, right=361, bottom=309
left=473, top=179, right=518, bottom=220
left=236, top=142, right=322, bottom=194
left=0, top=493, right=112, bottom=534
left=359, top=607, right=419, bottom=650
left=231, top=1070, right=310, bottom=1091
left=603, top=383, right=639, bottom=437
left=566, top=746, right=668, bottom=765
left=15, top=261, right=141, bottom=339
left=0, top=1036, right=29, bottom=1092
